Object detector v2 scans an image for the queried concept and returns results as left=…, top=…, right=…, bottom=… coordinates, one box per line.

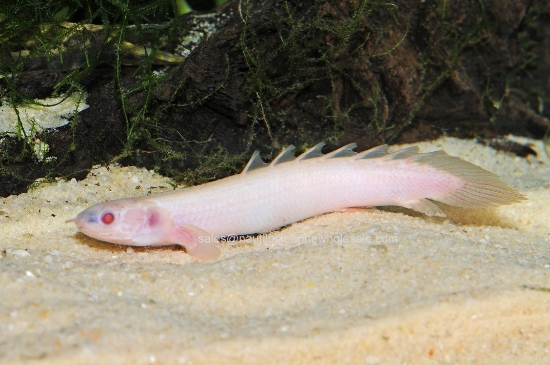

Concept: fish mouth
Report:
left=70, top=223, right=136, bottom=245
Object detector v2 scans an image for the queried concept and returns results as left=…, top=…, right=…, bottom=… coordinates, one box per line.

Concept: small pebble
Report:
left=8, top=249, right=30, bottom=258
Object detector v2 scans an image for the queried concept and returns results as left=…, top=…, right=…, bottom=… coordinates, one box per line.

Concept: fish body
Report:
left=67, top=143, right=525, bottom=260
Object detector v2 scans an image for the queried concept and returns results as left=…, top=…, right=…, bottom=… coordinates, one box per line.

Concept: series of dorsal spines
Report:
left=242, top=142, right=401, bottom=174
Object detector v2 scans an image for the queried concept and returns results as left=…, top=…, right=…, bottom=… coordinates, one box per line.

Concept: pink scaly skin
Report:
left=67, top=143, right=525, bottom=261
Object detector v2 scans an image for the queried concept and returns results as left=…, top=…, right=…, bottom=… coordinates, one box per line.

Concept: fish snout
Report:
left=66, top=215, right=85, bottom=229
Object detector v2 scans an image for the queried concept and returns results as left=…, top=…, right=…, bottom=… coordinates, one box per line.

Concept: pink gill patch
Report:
left=147, top=210, right=160, bottom=227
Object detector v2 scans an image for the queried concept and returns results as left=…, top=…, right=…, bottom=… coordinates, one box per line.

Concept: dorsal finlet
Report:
left=323, top=143, right=358, bottom=159
left=297, top=142, right=326, bottom=161
left=354, top=145, right=389, bottom=159
left=270, top=145, right=296, bottom=166
left=241, top=150, right=267, bottom=174
left=389, top=146, right=420, bottom=160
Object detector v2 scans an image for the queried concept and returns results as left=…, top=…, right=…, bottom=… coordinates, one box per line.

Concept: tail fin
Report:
left=412, top=150, right=526, bottom=209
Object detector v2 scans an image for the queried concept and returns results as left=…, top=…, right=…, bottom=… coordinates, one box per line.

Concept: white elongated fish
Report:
left=67, top=142, right=525, bottom=260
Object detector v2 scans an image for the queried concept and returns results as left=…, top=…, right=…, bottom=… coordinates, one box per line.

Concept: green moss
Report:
left=0, top=1, right=229, bottom=195
left=237, top=0, right=406, bottom=148
left=0, top=1, right=218, bottom=177
left=138, top=0, right=411, bottom=185
left=0, top=0, right=409, bottom=189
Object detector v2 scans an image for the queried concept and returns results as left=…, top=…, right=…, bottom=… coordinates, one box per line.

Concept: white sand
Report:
left=1, top=136, right=549, bottom=364
left=0, top=93, right=88, bottom=135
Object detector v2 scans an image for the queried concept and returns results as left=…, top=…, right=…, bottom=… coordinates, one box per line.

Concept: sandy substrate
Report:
left=1, top=136, right=549, bottom=364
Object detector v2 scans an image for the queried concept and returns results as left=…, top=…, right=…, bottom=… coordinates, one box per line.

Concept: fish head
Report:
left=66, top=198, right=174, bottom=246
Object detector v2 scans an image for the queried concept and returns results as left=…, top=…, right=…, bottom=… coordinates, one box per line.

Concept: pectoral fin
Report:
left=171, top=224, right=221, bottom=261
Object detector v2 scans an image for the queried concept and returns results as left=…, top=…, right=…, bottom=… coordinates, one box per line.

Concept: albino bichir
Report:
left=67, top=142, right=525, bottom=260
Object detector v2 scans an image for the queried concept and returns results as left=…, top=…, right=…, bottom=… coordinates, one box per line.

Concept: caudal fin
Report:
left=413, top=150, right=526, bottom=209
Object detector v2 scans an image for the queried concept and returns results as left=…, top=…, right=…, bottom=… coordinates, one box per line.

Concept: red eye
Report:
left=101, top=212, right=115, bottom=224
